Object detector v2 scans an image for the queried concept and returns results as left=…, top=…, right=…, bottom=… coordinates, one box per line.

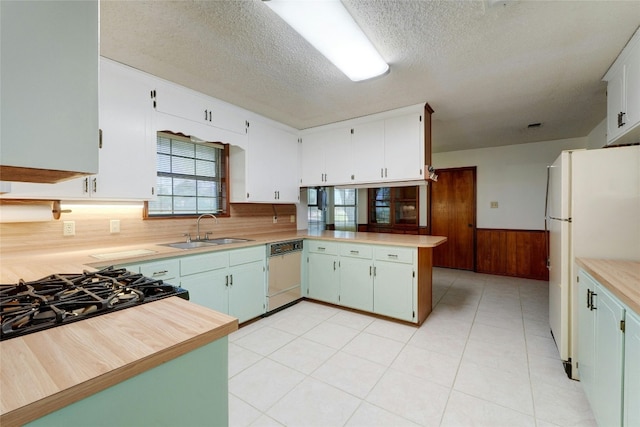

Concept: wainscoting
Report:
left=476, top=229, right=548, bottom=281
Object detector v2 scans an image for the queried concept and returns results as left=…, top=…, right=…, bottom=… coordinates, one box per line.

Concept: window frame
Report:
left=144, top=131, right=230, bottom=219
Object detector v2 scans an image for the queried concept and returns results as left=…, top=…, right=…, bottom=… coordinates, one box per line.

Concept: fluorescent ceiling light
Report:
left=264, top=0, right=389, bottom=82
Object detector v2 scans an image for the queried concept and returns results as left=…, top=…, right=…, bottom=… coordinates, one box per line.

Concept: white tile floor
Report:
left=228, top=268, right=596, bottom=427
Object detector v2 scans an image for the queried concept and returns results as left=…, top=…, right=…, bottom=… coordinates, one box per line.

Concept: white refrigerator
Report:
left=546, top=145, right=640, bottom=379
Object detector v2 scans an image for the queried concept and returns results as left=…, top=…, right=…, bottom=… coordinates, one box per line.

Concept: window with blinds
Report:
left=147, top=132, right=228, bottom=217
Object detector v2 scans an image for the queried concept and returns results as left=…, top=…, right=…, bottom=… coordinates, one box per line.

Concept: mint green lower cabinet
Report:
left=27, top=337, right=229, bottom=427
left=307, top=252, right=339, bottom=304
left=373, top=260, right=415, bottom=322
left=180, top=269, right=229, bottom=315
left=339, top=256, right=373, bottom=311
left=624, top=310, right=640, bottom=427
left=577, top=270, right=597, bottom=404
left=229, top=260, right=266, bottom=323
left=577, top=268, right=628, bottom=427
left=594, top=284, right=625, bottom=427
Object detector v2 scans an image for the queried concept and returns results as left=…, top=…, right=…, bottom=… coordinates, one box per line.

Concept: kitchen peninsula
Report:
left=0, top=230, right=445, bottom=425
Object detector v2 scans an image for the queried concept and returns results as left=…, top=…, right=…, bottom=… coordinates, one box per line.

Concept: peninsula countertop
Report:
left=576, top=258, right=640, bottom=314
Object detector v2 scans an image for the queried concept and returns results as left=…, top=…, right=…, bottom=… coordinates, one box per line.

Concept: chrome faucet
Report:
left=196, top=213, right=218, bottom=240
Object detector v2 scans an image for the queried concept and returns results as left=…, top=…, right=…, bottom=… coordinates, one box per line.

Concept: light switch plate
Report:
left=490, top=201, right=499, bottom=209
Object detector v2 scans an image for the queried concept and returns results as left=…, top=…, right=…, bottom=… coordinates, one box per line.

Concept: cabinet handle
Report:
left=92, top=178, right=97, bottom=193
left=152, top=270, right=168, bottom=277
left=350, top=250, right=359, bottom=255
left=225, top=275, right=229, bottom=287
left=83, top=177, right=89, bottom=193
left=230, top=274, right=233, bottom=286
left=590, top=291, right=597, bottom=311
left=373, top=266, right=376, bottom=277
left=317, top=247, right=326, bottom=251
left=209, top=110, right=212, bottom=122
left=385, top=168, right=388, bottom=177
left=205, top=109, right=208, bottom=121
left=618, top=111, right=626, bottom=128
left=586, top=289, right=591, bottom=308
left=380, top=168, right=384, bottom=178
left=387, top=254, right=398, bottom=259
left=333, top=261, right=336, bottom=271
left=369, top=266, right=372, bottom=276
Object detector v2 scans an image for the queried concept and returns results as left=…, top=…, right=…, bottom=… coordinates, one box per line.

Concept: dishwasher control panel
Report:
left=268, top=240, right=303, bottom=256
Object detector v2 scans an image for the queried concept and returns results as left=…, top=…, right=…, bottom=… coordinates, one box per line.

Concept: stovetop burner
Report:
left=0, top=266, right=189, bottom=341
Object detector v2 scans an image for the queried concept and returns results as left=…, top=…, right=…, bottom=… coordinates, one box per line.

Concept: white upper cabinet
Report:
left=0, top=0, right=99, bottom=183
left=4, top=59, right=157, bottom=200
left=351, top=120, right=385, bottom=183
left=384, top=113, right=424, bottom=181
left=230, top=119, right=299, bottom=203
left=299, top=103, right=428, bottom=187
left=604, top=28, right=640, bottom=146
left=153, top=82, right=246, bottom=136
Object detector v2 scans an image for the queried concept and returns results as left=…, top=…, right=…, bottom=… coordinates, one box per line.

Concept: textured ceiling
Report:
left=100, top=1, right=640, bottom=152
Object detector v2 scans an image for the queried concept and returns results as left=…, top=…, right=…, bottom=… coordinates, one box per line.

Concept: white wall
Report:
left=433, top=137, right=588, bottom=230
left=586, top=119, right=607, bottom=150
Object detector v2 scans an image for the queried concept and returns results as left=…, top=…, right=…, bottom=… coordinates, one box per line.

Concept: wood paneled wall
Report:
left=476, top=229, right=548, bottom=281
left=0, top=203, right=297, bottom=254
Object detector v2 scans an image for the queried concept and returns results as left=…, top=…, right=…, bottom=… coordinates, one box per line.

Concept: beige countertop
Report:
left=576, top=258, right=640, bottom=314
left=0, top=297, right=238, bottom=427
left=1, top=230, right=446, bottom=283
left=0, top=229, right=445, bottom=425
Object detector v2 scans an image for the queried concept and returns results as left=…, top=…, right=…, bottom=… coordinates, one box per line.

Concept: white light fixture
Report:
left=264, top=0, right=389, bottom=82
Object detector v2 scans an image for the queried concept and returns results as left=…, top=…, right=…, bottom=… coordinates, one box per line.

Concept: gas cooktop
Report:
left=0, top=266, right=188, bottom=341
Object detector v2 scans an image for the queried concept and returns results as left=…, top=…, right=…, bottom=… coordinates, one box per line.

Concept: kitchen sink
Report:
left=161, top=241, right=219, bottom=250
left=161, top=237, right=252, bottom=250
left=207, top=237, right=253, bottom=244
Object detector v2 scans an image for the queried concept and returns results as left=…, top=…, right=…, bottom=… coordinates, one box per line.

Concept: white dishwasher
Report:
left=266, top=240, right=303, bottom=312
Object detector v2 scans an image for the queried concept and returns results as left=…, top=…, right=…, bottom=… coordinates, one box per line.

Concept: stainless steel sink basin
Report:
left=161, top=241, right=219, bottom=250
left=161, top=237, right=252, bottom=250
left=207, top=238, right=253, bottom=245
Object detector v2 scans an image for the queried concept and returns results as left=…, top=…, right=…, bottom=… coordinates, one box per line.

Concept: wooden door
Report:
left=430, top=167, right=476, bottom=270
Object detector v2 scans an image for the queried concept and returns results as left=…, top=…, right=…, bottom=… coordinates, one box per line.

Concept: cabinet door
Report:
left=577, top=270, right=597, bottom=404
left=228, top=260, right=266, bottom=323
left=384, top=113, right=424, bottom=181
left=607, top=66, right=627, bottom=144
left=351, top=120, right=384, bottom=183
left=594, top=284, right=625, bottom=427
left=306, top=253, right=339, bottom=304
left=300, top=131, right=326, bottom=186
left=247, top=121, right=299, bottom=203
left=373, top=260, right=415, bottom=322
left=322, top=128, right=352, bottom=185
left=624, top=310, right=640, bottom=427
left=180, top=270, right=229, bottom=315
left=624, top=42, right=640, bottom=135
left=155, top=82, right=213, bottom=126
left=95, top=59, right=156, bottom=199
left=0, top=1, right=98, bottom=179
left=339, top=257, right=373, bottom=311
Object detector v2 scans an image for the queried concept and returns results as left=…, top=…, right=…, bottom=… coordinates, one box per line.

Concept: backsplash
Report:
left=0, top=203, right=297, bottom=254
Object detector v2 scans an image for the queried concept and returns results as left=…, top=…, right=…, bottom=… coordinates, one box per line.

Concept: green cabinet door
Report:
left=624, top=310, right=640, bottom=427
left=339, top=257, right=373, bottom=311
left=373, top=260, right=414, bottom=322
left=594, top=284, right=625, bottom=427
left=180, top=270, right=229, bottom=315
left=307, top=253, right=339, bottom=304
left=229, top=260, right=266, bottom=323
left=577, top=270, right=597, bottom=404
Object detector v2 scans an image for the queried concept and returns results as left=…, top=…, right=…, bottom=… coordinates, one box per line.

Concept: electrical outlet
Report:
left=273, top=216, right=278, bottom=224
left=490, top=201, right=499, bottom=209
left=110, top=219, right=121, bottom=234
left=63, top=221, right=75, bottom=236
left=290, top=215, right=296, bottom=223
